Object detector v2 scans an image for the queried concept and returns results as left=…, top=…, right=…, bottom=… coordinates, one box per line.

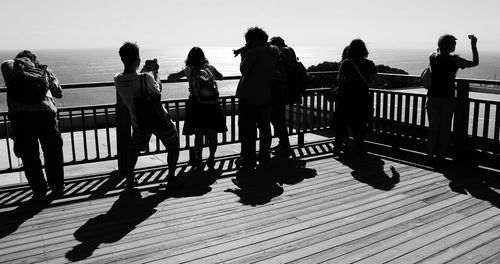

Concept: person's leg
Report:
left=426, top=97, right=441, bottom=158
left=38, top=113, right=65, bottom=193
left=11, top=115, right=47, bottom=197
left=438, top=98, right=455, bottom=159
left=206, top=129, right=218, bottom=169
left=156, top=119, right=180, bottom=179
left=256, top=104, right=272, bottom=163
left=127, top=127, right=152, bottom=187
left=333, top=107, right=347, bottom=153
left=270, top=103, right=290, bottom=149
left=238, top=99, right=257, bottom=168
left=194, top=131, right=204, bottom=164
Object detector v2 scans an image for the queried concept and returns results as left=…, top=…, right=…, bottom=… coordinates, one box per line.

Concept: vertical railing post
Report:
left=116, top=92, right=130, bottom=174
left=453, top=80, right=470, bottom=161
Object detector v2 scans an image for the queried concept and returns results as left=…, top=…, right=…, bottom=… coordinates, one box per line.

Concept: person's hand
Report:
left=469, top=34, right=477, bottom=47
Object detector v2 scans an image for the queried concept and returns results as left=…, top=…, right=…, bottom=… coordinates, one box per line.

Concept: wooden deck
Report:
left=1, top=140, right=500, bottom=264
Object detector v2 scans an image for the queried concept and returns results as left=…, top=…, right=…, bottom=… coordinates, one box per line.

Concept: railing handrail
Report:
left=2, top=71, right=500, bottom=93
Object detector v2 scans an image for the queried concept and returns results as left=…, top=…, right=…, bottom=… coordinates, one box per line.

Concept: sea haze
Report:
left=1, top=47, right=499, bottom=110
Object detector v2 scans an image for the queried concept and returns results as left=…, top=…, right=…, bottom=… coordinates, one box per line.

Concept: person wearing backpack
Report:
left=269, top=36, right=307, bottom=157
left=1, top=50, right=65, bottom=202
left=114, top=42, right=181, bottom=190
left=235, top=27, right=279, bottom=171
left=426, top=34, right=478, bottom=165
left=168, top=47, right=227, bottom=170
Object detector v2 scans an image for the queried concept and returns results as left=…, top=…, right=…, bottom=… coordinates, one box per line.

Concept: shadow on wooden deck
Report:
left=1, top=138, right=500, bottom=263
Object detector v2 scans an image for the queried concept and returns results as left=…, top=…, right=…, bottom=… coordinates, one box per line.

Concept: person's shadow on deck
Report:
left=339, top=153, right=400, bottom=191
left=0, top=200, right=46, bottom=239
left=65, top=189, right=166, bottom=261
left=225, top=157, right=317, bottom=206
left=65, top=169, right=220, bottom=262
left=443, top=152, right=500, bottom=208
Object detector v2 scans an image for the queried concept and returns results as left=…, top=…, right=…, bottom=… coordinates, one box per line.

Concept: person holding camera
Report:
left=235, top=27, right=279, bottom=171
left=426, top=34, right=479, bottom=165
left=114, top=42, right=181, bottom=190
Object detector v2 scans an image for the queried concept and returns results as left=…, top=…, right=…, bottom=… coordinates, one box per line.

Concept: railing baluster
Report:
left=3, top=116, right=13, bottom=170
left=104, top=108, right=111, bottom=158
left=419, top=95, right=426, bottom=128
left=412, top=95, right=418, bottom=126
left=404, top=94, right=410, bottom=125
left=472, top=101, right=480, bottom=139
left=221, top=97, right=227, bottom=144
left=81, top=109, right=88, bottom=161
left=93, top=108, right=100, bottom=159
left=69, top=110, right=76, bottom=162
left=232, top=98, right=237, bottom=142
left=315, top=92, right=321, bottom=130
left=396, top=93, right=403, bottom=138
left=374, top=91, right=381, bottom=131
left=494, top=104, right=500, bottom=155
left=482, top=103, right=491, bottom=153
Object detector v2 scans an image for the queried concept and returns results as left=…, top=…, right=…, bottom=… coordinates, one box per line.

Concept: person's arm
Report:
left=210, top=66, right=223, bottom=80
left=453, top=35, right=479, bottom=69
left=167, top=70, right=186, bottom=80
left=145, top=73, right=161, bottom=94
left=46, top=68, right=63, bottom=98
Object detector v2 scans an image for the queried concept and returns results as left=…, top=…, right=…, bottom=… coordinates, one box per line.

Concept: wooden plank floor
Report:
left=1, top=141, right=500, bottom=264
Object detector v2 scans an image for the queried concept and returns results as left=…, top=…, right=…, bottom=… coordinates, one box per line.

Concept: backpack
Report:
left=192, top=67, right=219, bottom=104
left=7, top=57, right=49, bottom=104
left=287, top=60, right=308, bottom=104
left=420, top=66, right=432, bottom=89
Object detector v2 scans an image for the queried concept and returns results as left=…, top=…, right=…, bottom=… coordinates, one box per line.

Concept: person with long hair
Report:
left=335, top=39, right=379, bottom=156
left=168, top=47, right=227, bottom=170
left=426, top=34, right=478, bottom=165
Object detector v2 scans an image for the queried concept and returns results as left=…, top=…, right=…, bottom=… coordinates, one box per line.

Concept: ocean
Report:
left=1, top=47, right=500, bottom=110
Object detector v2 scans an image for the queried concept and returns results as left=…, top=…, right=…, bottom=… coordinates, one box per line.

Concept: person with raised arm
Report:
left=426, top=34, right=479, bottom=165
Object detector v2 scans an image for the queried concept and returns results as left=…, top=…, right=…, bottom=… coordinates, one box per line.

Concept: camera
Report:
left=141, top=58, right=159, bottom=73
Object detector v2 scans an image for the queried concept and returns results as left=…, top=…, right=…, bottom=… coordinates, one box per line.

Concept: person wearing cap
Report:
left=426, top=34, right=479, bottom=165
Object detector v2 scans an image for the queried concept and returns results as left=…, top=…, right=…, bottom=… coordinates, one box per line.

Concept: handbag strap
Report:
left=139, top=73, right=146, bottom=97
left=350, top=59, right=369, bottom=87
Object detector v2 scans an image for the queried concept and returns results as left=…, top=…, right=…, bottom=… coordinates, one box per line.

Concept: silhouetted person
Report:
left=335, top=39, right=379, bottom=155
left=1, top=50, right=65, bottom=202
left=114, top=42, right=181, bottom=190
left=269, top=36, right=297, bottom=157
left=235, top=27, right=279, bottom=170
left=168, top=47, right=227, bottom=170
left=426, top=34, right=479, bottom=164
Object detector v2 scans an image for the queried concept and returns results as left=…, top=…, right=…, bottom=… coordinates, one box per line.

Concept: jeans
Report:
left=270, top=102, right=290, bottom=148
left=238, top=99, right=272, bottom=166
left=11, top=112, right=64, bottom=196
left=426, top=96, right=455, bottom=158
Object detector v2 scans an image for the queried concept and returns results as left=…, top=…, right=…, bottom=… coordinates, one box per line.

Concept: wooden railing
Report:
left=1, top=72, right=499, bottom=175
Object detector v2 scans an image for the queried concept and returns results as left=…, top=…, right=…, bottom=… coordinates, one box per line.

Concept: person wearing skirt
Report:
left=168, top=47, right=227, bottom=169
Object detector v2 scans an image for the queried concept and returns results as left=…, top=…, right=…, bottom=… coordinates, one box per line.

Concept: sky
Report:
left=1, top=0, right=499, bottom=52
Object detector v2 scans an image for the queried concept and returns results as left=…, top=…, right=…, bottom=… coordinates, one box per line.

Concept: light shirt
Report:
left=114, top=72, right=163, bottom=127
